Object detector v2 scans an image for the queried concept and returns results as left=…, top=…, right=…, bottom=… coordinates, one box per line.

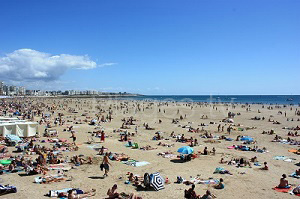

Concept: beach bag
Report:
left=100, top=163, right=104, bottom=171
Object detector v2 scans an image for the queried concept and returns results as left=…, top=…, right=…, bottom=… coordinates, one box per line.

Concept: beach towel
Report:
left=273, top=156, right=288, bottom=160
left=254, top=162, right=261, bottom=166
left=289, top=191, right=300, bottom=197
left=48, top=164, right=72, bottom=171
left=227, top=146, right=235, bottom=149
left=2, top=168, right=23, bottom=174
left=162, top=154, right=177, bottom=159
left=273, top=187, right=293, bottom=193
left=49, top=188, right=72, bottom=197
left=87, top=144, right=106, bottom=151
left=0, top=159, right=11, bottom=165
left=214, top=167, right=225, bottom=174
left=125, top=143, right=133, bottom=147
left=135, top=161, right=150, bottom=167
left=284, top=158, right=295, bottom=162
left=122, top=160, right=150, bottom=167
left=288, top=149, right=298, bottom=153
left=5, top=135, right=22, bottom=143
left=198, top=179, right=219, bottom=185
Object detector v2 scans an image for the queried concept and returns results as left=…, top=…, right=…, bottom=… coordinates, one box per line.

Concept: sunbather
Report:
left=107, top=184, right=120, bottom=199
left=278, top=174, right=290, bottom=188
left=261, top=162, right=268, bottom=170
left=184, top=184, right=200, bottom=199
left=200, top=190, right=215, bottom=199
left=214, top=178, right=224, bottom=189
left=67, top=188, right=96, bottom=199
left=293, top=185, right=300, bottom=194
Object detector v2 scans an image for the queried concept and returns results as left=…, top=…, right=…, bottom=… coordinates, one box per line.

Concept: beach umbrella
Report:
left=150, top=172, right=165, bottom=191
left=177, top=146, right=194, bottom=154
left=13, top=111, right=20, bottom=116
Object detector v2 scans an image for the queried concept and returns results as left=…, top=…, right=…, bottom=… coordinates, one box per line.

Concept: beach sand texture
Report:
left=1, top=98, right=299, bottom=199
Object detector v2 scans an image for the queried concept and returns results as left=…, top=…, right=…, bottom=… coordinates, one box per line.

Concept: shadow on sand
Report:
left=88, top=176, right=105, bottom=179
left=135, top=186, right=156, bottom=192
left=170, top=159, right=185, bottom=163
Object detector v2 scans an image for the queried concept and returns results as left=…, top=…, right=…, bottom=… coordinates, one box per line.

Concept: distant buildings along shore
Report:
left=0, top=81, right=138, bottom=97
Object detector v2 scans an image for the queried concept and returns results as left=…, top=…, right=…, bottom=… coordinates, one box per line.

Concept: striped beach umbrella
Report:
left=150, top=172, right=165, bottom=191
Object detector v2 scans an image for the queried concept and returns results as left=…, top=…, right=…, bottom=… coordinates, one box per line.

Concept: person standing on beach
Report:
left=71, top=131, right=76, bottom=144
left=100, top=131, right=105, bottom=142
left=227, top=126, right=231, bottom=135
left=102, top=153, right=111, bottom=177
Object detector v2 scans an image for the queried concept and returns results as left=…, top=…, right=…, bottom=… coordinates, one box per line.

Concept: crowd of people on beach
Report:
left=0, top=98, right=299, bottom=198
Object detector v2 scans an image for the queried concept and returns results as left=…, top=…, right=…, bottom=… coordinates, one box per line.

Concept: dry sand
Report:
left=1, top=98, right=299, bottom=199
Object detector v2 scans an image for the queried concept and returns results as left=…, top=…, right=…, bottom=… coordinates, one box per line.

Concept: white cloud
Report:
left=0, top=49, right=114, bottom=82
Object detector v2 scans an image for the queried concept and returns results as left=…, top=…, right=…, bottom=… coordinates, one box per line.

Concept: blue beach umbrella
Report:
left=177, top=146, right=194, bottom=154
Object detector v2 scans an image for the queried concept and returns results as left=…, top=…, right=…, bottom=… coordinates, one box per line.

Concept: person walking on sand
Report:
left=102, top=153, right=111, bottom=177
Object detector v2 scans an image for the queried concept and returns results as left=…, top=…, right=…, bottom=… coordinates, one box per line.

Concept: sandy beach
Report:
left=0, top=97, right=299, bottom=199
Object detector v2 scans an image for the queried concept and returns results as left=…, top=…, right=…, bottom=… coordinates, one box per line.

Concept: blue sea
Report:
left=121, top=95, right=300, bottom=105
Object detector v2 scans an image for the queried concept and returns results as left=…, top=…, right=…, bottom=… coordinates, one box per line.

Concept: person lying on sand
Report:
left=296, top=169, right=300, bottom=176
left=293, top=185, right=300, bottom=195
left=140, top=145, right=157, bottom=150
left=37, top=175, right=68, bottom=184
left=67, top=188, right=96, bottom=199
left=158, top=142, right=174, bottom=147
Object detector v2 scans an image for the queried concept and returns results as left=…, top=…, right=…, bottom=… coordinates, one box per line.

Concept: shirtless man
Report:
left=102, top=153, right=111, bottom=177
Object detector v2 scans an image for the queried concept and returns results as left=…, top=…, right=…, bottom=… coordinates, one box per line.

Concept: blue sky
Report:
left=0, top=0, right=299, bottom=95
